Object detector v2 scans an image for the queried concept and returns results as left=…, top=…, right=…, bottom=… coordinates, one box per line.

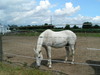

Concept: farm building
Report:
left=0, top=24, right=11, bottom=34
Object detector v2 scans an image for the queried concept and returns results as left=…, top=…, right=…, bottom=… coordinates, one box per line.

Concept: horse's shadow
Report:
left=86, top=60, right=100, bottom=75
left=30, top=59, right=64, bottom=68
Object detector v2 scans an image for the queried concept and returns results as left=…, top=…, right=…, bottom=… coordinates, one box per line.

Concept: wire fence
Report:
left=4, top=52, right=100, bottom=67
left=2, top=34, right=100, bottom=66
left=0, top=28, right=100, bottom=75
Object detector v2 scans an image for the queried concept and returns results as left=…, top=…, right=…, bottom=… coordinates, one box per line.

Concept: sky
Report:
left=0, top=0, right=100, bottom=26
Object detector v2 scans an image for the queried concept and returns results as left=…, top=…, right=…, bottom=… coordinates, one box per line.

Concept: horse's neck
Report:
left=36, top=35, right=44, bottom=52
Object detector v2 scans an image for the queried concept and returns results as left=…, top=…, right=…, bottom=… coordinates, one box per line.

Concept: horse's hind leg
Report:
left=64, top=45, right=70, bottom=63
left=70, top=44, right=75, bottom=64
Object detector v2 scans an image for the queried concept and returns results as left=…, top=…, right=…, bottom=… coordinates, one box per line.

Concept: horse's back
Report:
left=64, top=30, right=76, bottom=38
left=64, top=30, right=77, bottom=44
left=40, top=29, right=76, bottom=39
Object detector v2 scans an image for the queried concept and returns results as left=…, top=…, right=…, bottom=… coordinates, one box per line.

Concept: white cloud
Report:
left=54, top=2, right=80, bottom=16
left=52, top=14, right=100, bottom=25
left=0, top=0, right=37, bottom=24
left=0, top=0, right=100, bottom=26
left=12, top=0, right=51, bottom=22
left=92, top=16, right=100, bottom=22
left=0, top=0, right=53, bottom=25
left=36, top=0, right=51, bottom=11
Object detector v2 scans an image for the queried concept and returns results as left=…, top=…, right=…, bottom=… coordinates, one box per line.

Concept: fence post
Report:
left=0, top=34, right=3, bottom=62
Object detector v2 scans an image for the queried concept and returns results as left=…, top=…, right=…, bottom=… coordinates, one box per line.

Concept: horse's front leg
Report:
left=70, top=44, right=75, bottom=64
left=45, top=46, right=52, bottom=68
left=47, top=46, right=52, bottom=68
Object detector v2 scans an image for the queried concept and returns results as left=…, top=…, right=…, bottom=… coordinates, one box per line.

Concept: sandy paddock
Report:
left=2, top=36, right=100, bottom=75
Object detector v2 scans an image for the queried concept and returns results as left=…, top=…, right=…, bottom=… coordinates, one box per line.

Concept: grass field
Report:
left=0, top=62, right=53, bottom=75
left=76, top=33, right=100, bottom=37
left=5, top=31, right=100, bottom=37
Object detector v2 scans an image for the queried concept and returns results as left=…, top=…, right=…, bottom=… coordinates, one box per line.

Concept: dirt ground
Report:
left=2, top=36, right=100, bottom=75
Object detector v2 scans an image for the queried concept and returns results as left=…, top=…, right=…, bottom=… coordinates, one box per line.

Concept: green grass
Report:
left=76, top=33, right=100, bottom=37
left=5, top=31, right=100, bottom=37
left=5, top=32, right=40, bottom=36
left=16, top=32, right=100, bottom=37
left=16, top=32, right=40, bottom=36
left=0, top=62, right=52, bottom=75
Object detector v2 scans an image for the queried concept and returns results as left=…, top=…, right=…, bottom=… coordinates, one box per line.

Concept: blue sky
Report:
left=77, top=0, right=100, bottom=16
left=0, top=0, right=100, bottom=26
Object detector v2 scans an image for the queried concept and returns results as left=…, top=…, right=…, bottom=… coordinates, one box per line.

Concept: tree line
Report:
left=8, top=22, right=100, bottom=31
left=65, top=22, right=100, bottom=29
left=8, top=23, right=54, bottom=31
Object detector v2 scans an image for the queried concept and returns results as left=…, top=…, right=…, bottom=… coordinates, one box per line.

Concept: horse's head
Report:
left=34, top=48, right=43, bottom=67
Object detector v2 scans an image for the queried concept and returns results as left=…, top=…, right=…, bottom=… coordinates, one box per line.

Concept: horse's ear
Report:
left=33, top=48, right=36, bottom=53
left=33, top=48, right=37, bottom=57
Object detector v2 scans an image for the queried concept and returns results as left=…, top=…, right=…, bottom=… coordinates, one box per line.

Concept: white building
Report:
left=0, top=24, right=11, bottom=34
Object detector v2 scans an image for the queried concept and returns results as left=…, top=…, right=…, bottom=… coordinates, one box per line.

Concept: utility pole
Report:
left=0, top=24, right=3, bottom=62
left=50, top=16, right=52, bottom=25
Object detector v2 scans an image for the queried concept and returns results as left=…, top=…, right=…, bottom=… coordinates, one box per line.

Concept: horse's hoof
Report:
left=71, top=62, right=74, bottom=64
left=48, top=66, right=52, bottom=69
left=64, top=61, right=67, bottom=63
left=35, top=66, right=40, bottom=69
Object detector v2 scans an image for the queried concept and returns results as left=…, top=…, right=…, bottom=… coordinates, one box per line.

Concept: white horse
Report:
left=34, top=29, right=77, bottom=68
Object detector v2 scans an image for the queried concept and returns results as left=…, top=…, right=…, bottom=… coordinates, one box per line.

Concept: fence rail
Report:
left=0, top=35, right=3, bottom=61
left=4, top=51, right=100, bottom=67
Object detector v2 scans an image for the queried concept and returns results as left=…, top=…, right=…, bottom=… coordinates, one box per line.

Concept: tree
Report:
left=65, top=24, right=70, bottom=29
left=44, top=23, right=48, bottom=26
left=93, top=24, right=100, bottom=29
left=72, top=25, right=79, bottom=29
left=8, top=25, right=18, bottom=31
left=82, top=22, right=93, bottom=29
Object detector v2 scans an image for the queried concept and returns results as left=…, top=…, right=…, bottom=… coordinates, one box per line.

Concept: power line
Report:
left=53, top=23, right=100, bottom=26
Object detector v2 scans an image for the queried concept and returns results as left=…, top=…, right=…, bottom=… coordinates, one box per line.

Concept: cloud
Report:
left=73, top=15, right=100, bottom=24
left=0, top=0, right=52, bottom=25
left=52, top=14, right=100, bottom=25
left=92, top=16, right=100, bottom=22
left=12, top=0, right=51, bottom=24
left=36, top=0, right=51, bottom=11
left=54, top=2, right=80, bottom=16
left=0, top=0, right=37, bottom=24
left=0, top=0, right=100, bottom=26
left=0, top=0, right=33, bottom=11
